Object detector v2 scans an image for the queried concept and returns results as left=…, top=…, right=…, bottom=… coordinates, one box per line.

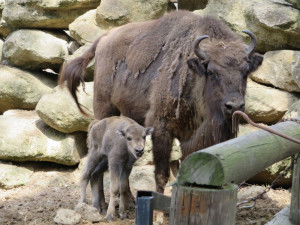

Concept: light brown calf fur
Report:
left=80, top=116, right=153, bottom=220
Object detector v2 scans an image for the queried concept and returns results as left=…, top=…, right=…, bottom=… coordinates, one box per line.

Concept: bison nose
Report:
left=224, top=101, right=245, bottom=115
left=135, top=147, right=144, bottom=157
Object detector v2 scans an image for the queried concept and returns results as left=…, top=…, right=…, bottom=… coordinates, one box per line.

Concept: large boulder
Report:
left=0, top=110, right=87, bottom=165
left=2, top=29, right=69, bottom=71
left=69, top=9, right=106, bottom=45
left=251, top=51, right=300, bottom=92
left=0, top=65, right=57, bottom=113
left=135, top=137, right=182, bottom=166
left=284, top=100, right=300, bottom=119
left=3, top=0, right=101, bottom=29
left=194, top=0, right=300, bottom=52
left=0, top=0, right=3, bottom=17
left=0, top=0, right=11, bottom=38
left=286, top=0, right=300, bottom=9
left=245, top=80, right=299, bottom=124
left=0, top=38, right=3, bottom=61
left=0, top=162, right=33, bottom=189
left=96, top=0, right=169, bottom=29
left=36, top=83, right=94, bottom=133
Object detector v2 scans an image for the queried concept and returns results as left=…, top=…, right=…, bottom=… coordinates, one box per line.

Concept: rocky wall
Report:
left=0, top=0, right=299, bottom=189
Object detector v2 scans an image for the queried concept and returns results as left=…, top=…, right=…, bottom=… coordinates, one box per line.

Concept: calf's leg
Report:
left=80, top=150, right=103, bottom=204
left=119, top=170, right=132, bottom=219
left=106, top=169, right=119, bottom=221
left=90, top=158, right=108, bottom=213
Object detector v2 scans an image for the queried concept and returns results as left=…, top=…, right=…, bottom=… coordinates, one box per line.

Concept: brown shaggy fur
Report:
left=59, top=10, right=263, bottom=193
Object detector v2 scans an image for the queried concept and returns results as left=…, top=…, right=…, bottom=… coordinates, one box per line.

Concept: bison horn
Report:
left=242, top=30, right=257, bottom=57
left=193, top=35, right=209, bottom=61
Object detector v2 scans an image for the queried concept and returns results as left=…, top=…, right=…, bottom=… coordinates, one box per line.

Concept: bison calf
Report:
left=80, top=116, right=153, bottom=220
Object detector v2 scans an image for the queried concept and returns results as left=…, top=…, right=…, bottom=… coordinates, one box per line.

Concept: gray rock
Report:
left=3, top=0, right=101, bottom=29
left=75, top=203, right=101, bottom=222
left=0, top=0, right=3, bottom=15
left=194, top=0, right=300, bottom=52
left=2, top=29, right=69, bottom=70
left=0, top=110, right=87, bottom=165
left=0, top=0, right=11, bottom=38
left=0, top=65, right=57, bottom=113
left=238, top=123, right=260, bottom=137
left=135, top=137, right=182, bottom=166
left=246, top=1, right=300, bottom=52
left=286, top=0, right=300, bottom=9
left=54, top=208, right=81, bottom=225
left=36, top=83, right=94, bottom=133
left=0, top=38, right=3, bottom=61
left=96, top=0, right=169, bottom=29
left=237, top=185, right=265, bottom=201
left=284, top=100, right=300, bottom=119
left=69, top=9, right=107, bottom=45
left=0, top=162, right=33, bottom=189
left=0, top=18, right=12, bottom=38
left=67, top=41, right=81, bottom=55
left=251, top=51, right=300, bottom=92
left=245, top=79, right=299, bottom=124
left=129, top=165, right=156, bottom=192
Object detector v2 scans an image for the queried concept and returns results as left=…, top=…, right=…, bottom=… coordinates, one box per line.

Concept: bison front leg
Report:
left=152, top=127, right=173, bottom=193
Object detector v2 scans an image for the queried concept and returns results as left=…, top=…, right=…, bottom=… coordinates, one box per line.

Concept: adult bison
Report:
left=59, top=10, right=263, bottom=193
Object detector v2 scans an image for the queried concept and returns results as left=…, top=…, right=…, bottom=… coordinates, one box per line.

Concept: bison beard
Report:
left=59, top=10, right=263, bottom=193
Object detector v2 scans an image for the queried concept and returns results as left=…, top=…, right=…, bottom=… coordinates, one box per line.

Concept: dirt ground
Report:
left=0, top=162, right=291, bottom=225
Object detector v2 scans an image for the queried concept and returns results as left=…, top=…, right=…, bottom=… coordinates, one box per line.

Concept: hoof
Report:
left=120, top=212, right=128, bottom=219
left=105, top=214, right=114, bottom=221
left=100, top=208, right=107, bottom=215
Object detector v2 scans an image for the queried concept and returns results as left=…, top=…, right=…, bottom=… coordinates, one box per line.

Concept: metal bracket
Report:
left=135, top=190, right=171, bottom=225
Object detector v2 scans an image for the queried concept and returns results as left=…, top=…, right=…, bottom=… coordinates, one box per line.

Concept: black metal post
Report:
left=135, top=195, right=154, bottom=225
left=135, top=190, right=171, bottom=225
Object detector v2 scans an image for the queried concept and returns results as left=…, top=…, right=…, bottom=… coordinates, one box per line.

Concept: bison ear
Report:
left=187, top=58, right=206, bottom=76
left=116, top=130, right=126, bottom=137
left=248, top=53, right=263, bottom=73
left=145, top=127, right=154, bottom=135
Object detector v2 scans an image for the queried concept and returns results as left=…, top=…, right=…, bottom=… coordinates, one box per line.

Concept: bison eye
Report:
left=127, top=137, right=132, bottom=141
left=207, top=70, right=219, bottom=81
left=207, top=71, right=213, bottom=77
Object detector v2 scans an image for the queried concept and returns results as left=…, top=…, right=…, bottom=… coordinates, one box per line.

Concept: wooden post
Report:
left=177, top=120, right=300, bottom=186
left=290, top=154, right=300, bottom=224
left=170, top=184, right=237, bottom=225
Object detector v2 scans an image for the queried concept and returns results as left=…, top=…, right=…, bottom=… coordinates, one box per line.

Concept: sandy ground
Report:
left=0, top=162, right=291, bottom=225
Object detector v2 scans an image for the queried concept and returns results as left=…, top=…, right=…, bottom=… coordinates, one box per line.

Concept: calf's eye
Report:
left=127, top=137, right=132, bottom=141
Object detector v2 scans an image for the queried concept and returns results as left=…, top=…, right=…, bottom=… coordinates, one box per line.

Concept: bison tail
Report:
left=58, top=36, right=103, bottom=115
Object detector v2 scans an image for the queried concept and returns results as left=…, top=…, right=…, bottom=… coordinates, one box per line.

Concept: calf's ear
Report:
left=145, top=127, right=154, bottom=135
left=187, top=58, right=207, bottom=76
left=248, top=53, right=263, bottom=73
left=116, top=130, right=126, bottom=137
